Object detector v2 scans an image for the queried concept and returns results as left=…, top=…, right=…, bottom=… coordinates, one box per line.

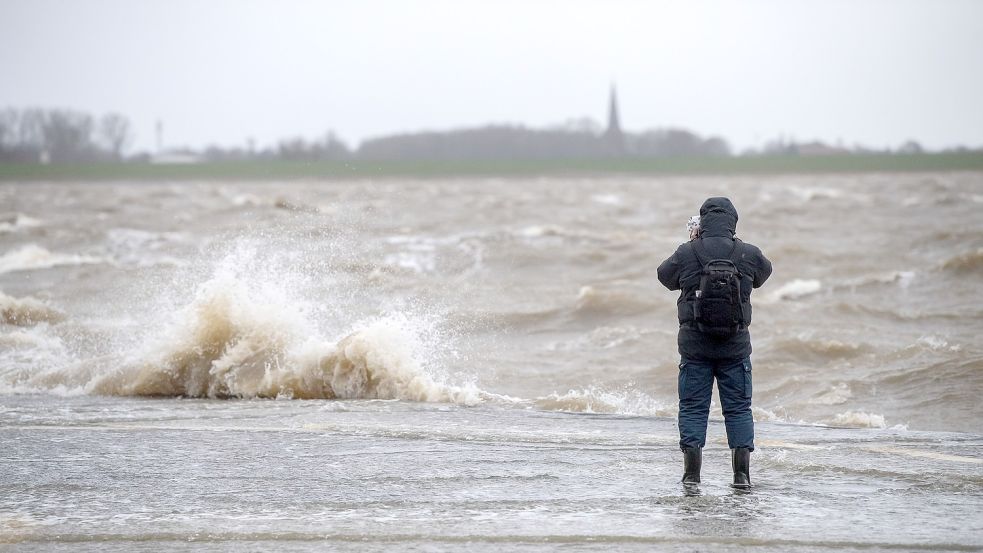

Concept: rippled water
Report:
left=1, top=173, right=982, bottom=550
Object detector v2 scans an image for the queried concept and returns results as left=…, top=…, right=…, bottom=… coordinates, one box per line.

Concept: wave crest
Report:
left=0, top=291, right=65, bottom=326
left=770, top=334, right=870, bottom=361
left=763, top=279, right=822, bottom=302
left=939, top=248, right=983, bottom=273
left=574, top=285, right=655, bottom=316
left=824, top=410, right=886, bottom=429
left=533, top=386, right=673, bottom=417
left=0, top=244, right=105, bottom=274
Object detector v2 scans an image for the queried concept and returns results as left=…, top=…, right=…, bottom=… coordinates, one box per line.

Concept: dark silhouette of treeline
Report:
left=0, top=108, right=132, bottom=163
left=1, top=106, right=974, bottom=164
left=0, top=107, right=730, bottom=163
left=357, top=125, right=731, bottom=160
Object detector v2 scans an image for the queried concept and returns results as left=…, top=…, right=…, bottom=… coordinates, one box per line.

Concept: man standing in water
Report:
left=658, top=197, right=772, bottom=488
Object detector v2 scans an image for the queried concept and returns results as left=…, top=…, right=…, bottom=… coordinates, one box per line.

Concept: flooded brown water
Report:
left=1, top=173, right=981, bottom=551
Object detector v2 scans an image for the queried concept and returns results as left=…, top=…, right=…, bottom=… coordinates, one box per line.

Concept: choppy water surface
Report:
left=1, top=173, right=982, bottom=551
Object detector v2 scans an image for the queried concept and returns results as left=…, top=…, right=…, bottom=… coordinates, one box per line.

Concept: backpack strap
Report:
left=688, top=240, right=707, bottom=266
left=728, top=238, right=745, bottom=265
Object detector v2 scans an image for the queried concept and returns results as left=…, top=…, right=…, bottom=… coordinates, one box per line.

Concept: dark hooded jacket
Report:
left=657, top=197, right=772, bottom=360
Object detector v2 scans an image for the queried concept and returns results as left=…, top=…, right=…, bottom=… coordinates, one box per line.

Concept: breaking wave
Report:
left=0, top=291, right=64, bottom=326
left=836, top=270, right=916, bottom=289
left=824, top=410, right=887, bottom=429
left=11, top=267, right=482, bottom=404
left=103, top=281, right=479, bottom=403
left=769, top=334, right=871, bottom=361
left=574, top=284, right=656, bottom=316
left=939, top=248, right=983, bottom=273
left=0, top=244, right=105, bottom=274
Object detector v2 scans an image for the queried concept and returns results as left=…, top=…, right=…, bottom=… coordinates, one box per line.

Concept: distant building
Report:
left=150, top=150, right=201, bottom=164
left=795, top=141, right=851, bottom=156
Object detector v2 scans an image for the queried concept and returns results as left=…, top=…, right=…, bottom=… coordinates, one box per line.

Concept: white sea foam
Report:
left=788, top=186, right=844, bottom=202
left=764, top=279, right=822, bottom=302
left=545, top=325, right=652, bottom=351
left=0, top=244, right=105, bottom=274
left=914, top=335, right=961, bottom=352
left=105, top=228, right=190, bottom=268
left=381, top=234, right=486, bottom=275
left=751, top=406, right=796, bottom=423
left=383, top=251, right=436, bottom=274
left=0, top=213, right=43, bottom=234
left=590, top=193, right=622, bottom=206
left=226, top=190, right=267, bottom=207
left=809, top=383, right=853, bottom=405
left=518, top=225, right=566, bottom=238
left=825, top=410, right=886, bottom=429
left=533, top=386, right=673, bottom=417
left=0, top=324, right=71, bottom=388
left=531, top=390, right=799, bottom=425
left=840, top=270, right=916, bottom=289
left=383, top=237, right=437, bottom=273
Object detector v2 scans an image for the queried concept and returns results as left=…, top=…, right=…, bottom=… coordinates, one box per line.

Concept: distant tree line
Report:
left=2, top=107, right=975, bottom=165
left=190, top=124, right=733, bottom=162
left=0, top=108, right=732, bottom=163
left=181, top=131, right=978, bottom=162
left=742, top=135, right=968, bottom=157
left=631, top=129, right=731, bottom=158
left=0, top=108, right=133, bottom=163
left=359, top=125, right=620, bottom=160
left=358, top=124, right=732, bottom=160
left=187, top=133, right=351, bottom=162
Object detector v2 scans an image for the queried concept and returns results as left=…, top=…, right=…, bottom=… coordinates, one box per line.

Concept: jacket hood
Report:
left=698, top=197, right=738, bottom=237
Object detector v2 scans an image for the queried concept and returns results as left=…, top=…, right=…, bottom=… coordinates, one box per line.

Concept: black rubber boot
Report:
left=681, top=447, right=702, bottom=485
left=731, top=447, right=751, bottom=489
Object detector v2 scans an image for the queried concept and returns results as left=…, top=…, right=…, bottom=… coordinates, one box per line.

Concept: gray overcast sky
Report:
left=2, top=0, right=981, bottom=152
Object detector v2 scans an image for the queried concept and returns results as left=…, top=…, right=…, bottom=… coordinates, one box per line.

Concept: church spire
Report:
left=606, top=84, right=622, bottom=137
left=604, top=84, right=625, bottom=152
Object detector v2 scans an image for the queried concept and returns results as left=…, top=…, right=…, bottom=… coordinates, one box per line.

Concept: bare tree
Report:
left=17, top=108, right=46, bottom=149
left=99, top=113, right=133, bottom=159
left=0, top=109, right=13, bottom=149
left=0, top=108, right=123, bottom=162
left=41, top=110, right=95, bottom=162
left=0, top=109, right=42, bottom=162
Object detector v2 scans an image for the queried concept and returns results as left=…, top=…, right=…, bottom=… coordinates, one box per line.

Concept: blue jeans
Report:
left=678, top=356, right=754, bottom=451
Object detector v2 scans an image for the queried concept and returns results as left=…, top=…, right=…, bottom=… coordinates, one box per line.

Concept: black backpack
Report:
left=689, top=238, right=747, bottom=337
